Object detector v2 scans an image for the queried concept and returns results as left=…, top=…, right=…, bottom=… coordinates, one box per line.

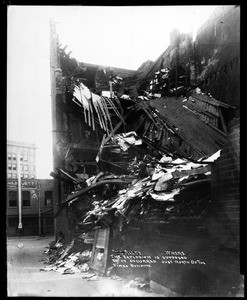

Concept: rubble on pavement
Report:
left=42, top=138, right=220, bottom=274
left=40, top=241, right=92, bottom=275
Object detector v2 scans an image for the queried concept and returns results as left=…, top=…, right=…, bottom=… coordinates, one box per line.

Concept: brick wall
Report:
left=110, top=116, right=241, bottom=296
left=207, top=116, right=240, bottom=292
left=195, top=5, right=240, bottom=106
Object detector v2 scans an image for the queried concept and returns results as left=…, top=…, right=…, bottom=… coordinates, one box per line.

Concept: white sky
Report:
left=7, top=5, right=221, bottom=178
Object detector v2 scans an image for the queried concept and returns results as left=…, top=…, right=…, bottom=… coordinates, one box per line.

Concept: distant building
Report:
left=7, top=140, right=37, bottom=179
left=6, top=179, right=54, bottom=237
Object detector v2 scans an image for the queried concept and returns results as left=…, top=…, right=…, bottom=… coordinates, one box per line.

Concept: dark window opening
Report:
left=45, top=191, right=53, bottom=206
left=22, top=218, right=31, bottom=226
left=9, top=191, right=17, bottom=207
left=22, top=191, right=31, bottom=206
left=8, top=218, right=17, bottom=227
left=22, top=217, right=38, bottom=227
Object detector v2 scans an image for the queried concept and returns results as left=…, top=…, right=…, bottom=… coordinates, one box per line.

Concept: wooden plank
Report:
left=218, top=109, right=228, bottom=133
left=207, top=122, right=228, bottom=137
left=180, top=178, right=210, bottom=187
left=102, top=227, right=110, bottom=274
left=100, top=96, right=114, bottom=133
left=104, top=110, right=132, bottom=144
left=71, top=161, right=97, bottom=165
left=172, top=164, right=212, bottom=179
left=62, top=178, right=133, bottom=206
left=99, top=158, right=129, bottom=173
left=96, top=133, right=106, bottom=162
left=57, top=168, right=79, bottom=184
left=90, top=229, right=98, bottom=266
left=190, top=93, right=235, bottom=109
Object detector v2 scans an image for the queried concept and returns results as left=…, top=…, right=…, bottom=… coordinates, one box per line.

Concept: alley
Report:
left=7, top=236, right=163, bottom=297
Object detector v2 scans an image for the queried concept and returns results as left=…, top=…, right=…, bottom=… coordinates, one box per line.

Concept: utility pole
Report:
left=17, top=152, right=22, bottom=232
left=38, top=182, right=41, bottom=236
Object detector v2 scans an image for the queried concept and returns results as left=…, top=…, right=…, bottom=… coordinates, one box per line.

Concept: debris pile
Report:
left=40, top=239, right=92, bottom=275
left=75, top=150, right=219, bottom=227
left=123, top=277, right=151, bottom=292
left=42, top=147, right=219, bottom=281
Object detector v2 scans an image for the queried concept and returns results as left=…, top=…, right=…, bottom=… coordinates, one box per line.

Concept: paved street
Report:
left=7, top=236, right=163, bottom=297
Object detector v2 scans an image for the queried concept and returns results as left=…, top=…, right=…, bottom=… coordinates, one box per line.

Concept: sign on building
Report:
left=7, top=180, right=37, bottom=189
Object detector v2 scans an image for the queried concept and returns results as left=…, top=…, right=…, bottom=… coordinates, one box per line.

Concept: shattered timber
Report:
left=48, top=6, right=241, bottom=297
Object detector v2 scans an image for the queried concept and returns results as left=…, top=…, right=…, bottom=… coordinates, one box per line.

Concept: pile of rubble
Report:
left=40, top=239, right=92, bottom=275
left=40, top=147, right=221, bottom=293
left=79, top=149, right=219, bottom=226
left=39, top=238, right=155, bottom=293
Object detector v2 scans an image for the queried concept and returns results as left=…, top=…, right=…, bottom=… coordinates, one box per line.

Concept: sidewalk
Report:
left=7, top=236, right=164, bottom=297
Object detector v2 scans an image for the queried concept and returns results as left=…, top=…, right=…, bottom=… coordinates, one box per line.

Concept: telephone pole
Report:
left=38, top=182, right=41, bottom=236
left=17, top=152, right=22, bottom=232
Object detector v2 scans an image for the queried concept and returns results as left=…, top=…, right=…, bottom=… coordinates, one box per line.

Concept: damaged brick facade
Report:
left=141, top=5, right=239, bottom=107
left=194, top=5, right=240, bottom=106
left=49, top=7, right=241, bottom=296
left=108, top=115, right=240, bottom=297
left=130, top=116, right=239, bottom=296
left=208, top=116, right=240, bottom=291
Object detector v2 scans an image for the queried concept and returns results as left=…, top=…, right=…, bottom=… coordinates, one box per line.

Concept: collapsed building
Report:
left=48, top=5, right=241, bottom=297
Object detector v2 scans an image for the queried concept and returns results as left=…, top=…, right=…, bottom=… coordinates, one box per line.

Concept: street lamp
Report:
left=17, top=152, right=22, bottom=232
left=31, top=182, right=41, bottom=236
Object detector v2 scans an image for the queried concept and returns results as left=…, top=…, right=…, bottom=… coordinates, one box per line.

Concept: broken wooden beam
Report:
left=57, top=167, right=80, bottom=184
left=50, top=171, right=74, bottom=184
left=172, top=165, right=212, bottom=179
left=54, top=178, right=134, bottom=217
